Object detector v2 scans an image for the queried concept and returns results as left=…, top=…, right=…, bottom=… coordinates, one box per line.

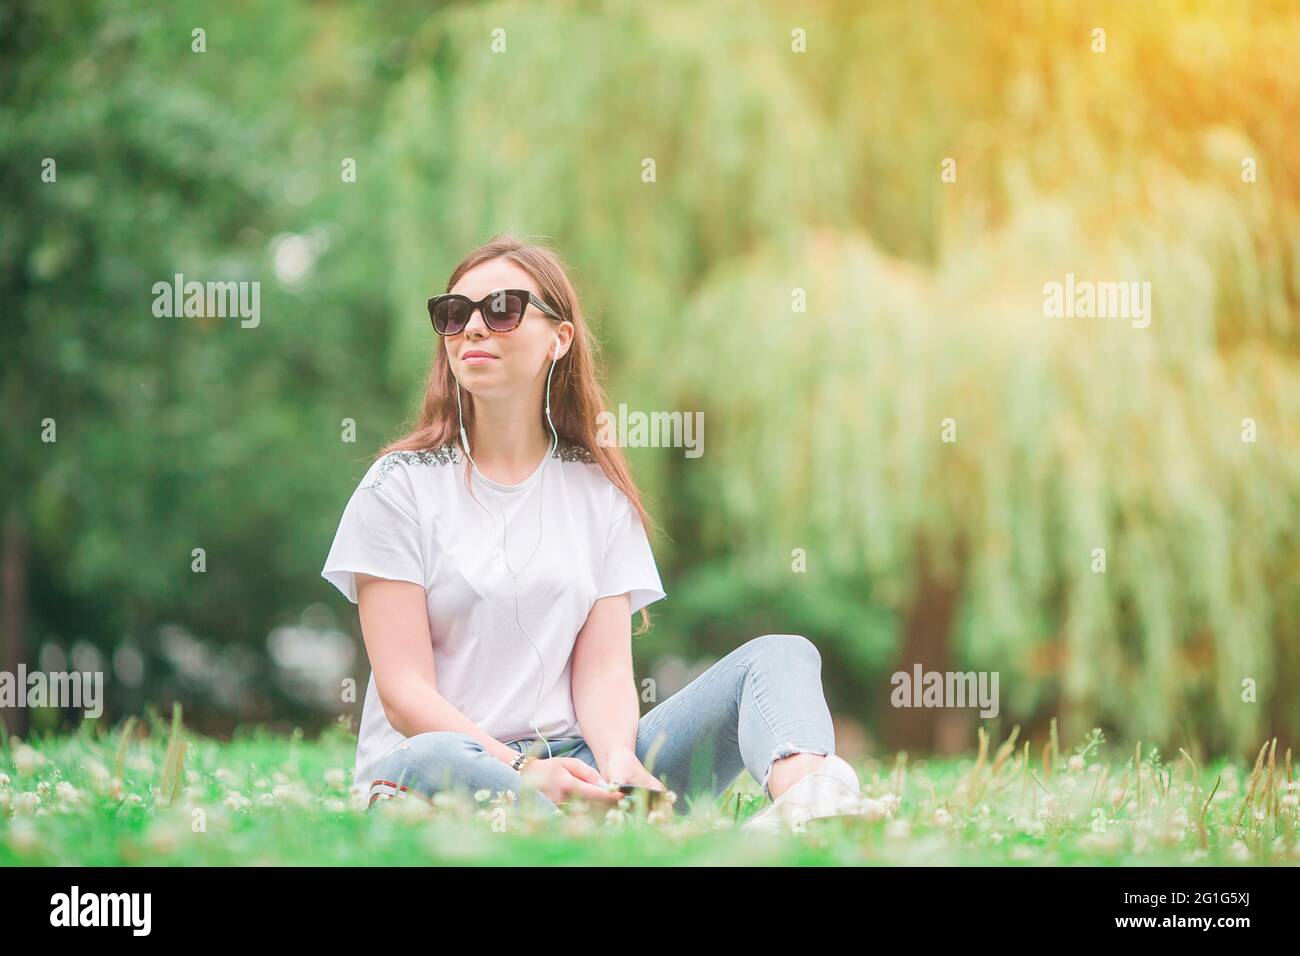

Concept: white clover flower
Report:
left=933, top=807, right=953, bottom=827
left=0, top=772, right=11, bottom=787
left=12, top=744, right=43, bottom=774
left=1015, top=815, right=1045, bottom=837
left=878, top=792, right=901, bottom=815
left=13, top=792, right=41, bottom=815
left=858, top=797, right=888, bottom=822
left=322, top=798, right=347, bottom=813
left=1067, top=755, right=1085, bottom=773
left=473, top=788, right=492, bottom=803
left=55, top=782, right=82, bottom=804
left=224, top=791, right=249, bottom=811
left=1280, top=793, right=1299, bottom=809
left=324, top=768, right=346, bottom=789
left=271, top=783, right=312, bottom=807
left=1228, top=841, right=1250, bottom=861
left=884, top=818, right=911, bottom=840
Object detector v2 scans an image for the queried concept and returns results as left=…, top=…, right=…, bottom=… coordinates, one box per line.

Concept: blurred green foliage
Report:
left=1, top=0, right=1297, bottom=753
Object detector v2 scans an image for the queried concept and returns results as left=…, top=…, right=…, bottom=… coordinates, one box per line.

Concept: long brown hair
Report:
left=377, top=233, right=657, bottom=635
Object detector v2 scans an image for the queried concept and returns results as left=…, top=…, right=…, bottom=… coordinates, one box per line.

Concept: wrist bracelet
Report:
left=510, top=751, right=532, bottom=773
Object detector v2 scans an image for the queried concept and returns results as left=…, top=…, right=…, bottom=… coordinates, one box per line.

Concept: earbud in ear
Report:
left=553, top=335, right=562, bottom=361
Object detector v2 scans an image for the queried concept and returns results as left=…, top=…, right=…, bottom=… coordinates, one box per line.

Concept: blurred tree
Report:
left=1, top=0, right=1296, bottom=756
left=0, top=0, right=438, bottom=731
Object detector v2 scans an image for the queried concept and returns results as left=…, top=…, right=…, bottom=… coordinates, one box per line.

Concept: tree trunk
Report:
left=1, top=507, right=29, bottom=737
left=884, top=538, right=966, bottom=755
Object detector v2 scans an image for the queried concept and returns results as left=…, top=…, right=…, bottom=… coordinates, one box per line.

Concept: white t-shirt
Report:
left=320, top=439, right=666, bottom=801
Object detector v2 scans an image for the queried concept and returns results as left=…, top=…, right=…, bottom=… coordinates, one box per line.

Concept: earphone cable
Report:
left=451, top=345, right=562, bottom=760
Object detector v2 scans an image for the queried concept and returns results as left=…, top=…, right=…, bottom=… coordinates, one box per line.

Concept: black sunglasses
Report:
left=427, top=288, right=562, bottom=336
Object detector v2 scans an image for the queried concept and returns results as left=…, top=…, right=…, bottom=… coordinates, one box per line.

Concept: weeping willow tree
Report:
left=377, top=0, right=1299, bottom=753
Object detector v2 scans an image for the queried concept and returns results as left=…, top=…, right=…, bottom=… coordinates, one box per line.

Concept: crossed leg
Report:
left=365, top=633, right=838, bottom=817
left=565, top=632, right=838, bottom=813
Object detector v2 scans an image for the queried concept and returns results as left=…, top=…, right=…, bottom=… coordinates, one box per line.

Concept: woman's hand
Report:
left=520, top=757, right=623, bottom=807
left=600, top=749, right=665, bottom=791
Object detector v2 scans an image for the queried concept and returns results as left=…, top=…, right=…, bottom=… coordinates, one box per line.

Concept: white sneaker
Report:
left=741, top=754, right=864, bottom=832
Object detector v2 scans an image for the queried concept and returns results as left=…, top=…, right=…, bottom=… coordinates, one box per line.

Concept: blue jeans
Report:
left=365, top=633, right=836, bottom=816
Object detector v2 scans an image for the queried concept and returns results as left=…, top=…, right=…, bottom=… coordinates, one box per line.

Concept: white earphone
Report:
left=450, top=333, right=563, bottom=760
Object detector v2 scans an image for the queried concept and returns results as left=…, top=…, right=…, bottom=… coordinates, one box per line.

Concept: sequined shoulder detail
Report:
left=369, top=443, right=461, bottom=488
left=553, top=440, right=597, bottom=464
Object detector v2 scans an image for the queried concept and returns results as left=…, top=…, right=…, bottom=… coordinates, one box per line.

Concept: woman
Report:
left=321, top=234, right=865, bottom=831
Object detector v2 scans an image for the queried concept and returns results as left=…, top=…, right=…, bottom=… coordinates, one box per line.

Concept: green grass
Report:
left=1, top=714, right=1296, bottom=866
